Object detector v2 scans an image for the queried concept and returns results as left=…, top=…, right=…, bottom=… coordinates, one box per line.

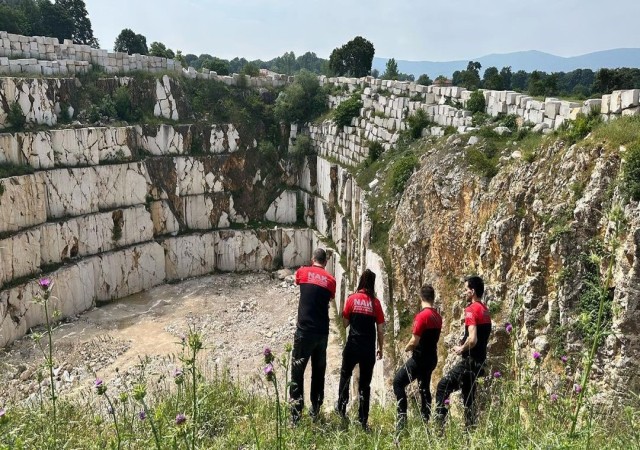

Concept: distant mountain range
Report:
left=372, top=49, right=640, bottom=78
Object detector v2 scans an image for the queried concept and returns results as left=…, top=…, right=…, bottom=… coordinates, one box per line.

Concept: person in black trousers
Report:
left=290, top=248, right=337, bottom=425
left=393, top=284, right=442, bottom=431
left=336, top=269, right=385, bottom=431
left=435, top=275, right=491, bottom=428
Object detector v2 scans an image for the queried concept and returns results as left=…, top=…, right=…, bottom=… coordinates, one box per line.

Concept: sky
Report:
left=85, top=0, right=640, bottom=62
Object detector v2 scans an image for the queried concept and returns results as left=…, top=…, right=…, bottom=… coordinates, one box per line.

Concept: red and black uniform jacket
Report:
left=342, top=290, right=385, bottom=352
left=463, top=301, right=492, bottom=363
left=412, top=307, right=442, bottom=363
left=295, top=265, right=336, bottom=335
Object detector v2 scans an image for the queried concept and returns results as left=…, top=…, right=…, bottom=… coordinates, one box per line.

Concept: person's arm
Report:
left=404, top=334, right=421, bottom=352
left=376, top=323, right=385, bottom=359
left=454, top=325, right=477, bottom=355
left=342, top=317, right=350, bottom=328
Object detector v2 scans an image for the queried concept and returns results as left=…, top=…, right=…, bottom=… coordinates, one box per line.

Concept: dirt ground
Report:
left=0, top=271, right=346, bottom=414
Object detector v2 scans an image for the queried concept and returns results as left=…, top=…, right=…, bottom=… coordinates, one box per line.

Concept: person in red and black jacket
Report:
left=393, top=284, right=442, bottom=431
left=336, top=269, right=385, bottom=431
left=435, top=275, right=492, bottom=428
left=290, top=248, right=337, bottom=425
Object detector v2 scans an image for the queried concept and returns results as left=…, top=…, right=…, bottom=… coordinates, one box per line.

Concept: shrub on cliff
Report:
left=333, top=95, right=363, bottom=128
left=467, top=90, right=486, bottom=114
left=6, top=103, right=26, bottom=130
left=622, top=143, right=640, bottom=201
left=274, top=70, right=327, bottom=125
left=388, top=153, right=418, bottom=195
left=406, top=108, right=431, bottom=139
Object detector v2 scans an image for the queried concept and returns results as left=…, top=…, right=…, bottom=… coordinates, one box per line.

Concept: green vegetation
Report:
left=114, top=28, right=148, bottom=55
left=6, top=103, right=26, bottom=131
left=0, top=162, right=35, bottom=178
left=406, top=109, right=431, bottom=139
left=388, top=154, right=418, bottom=195
left=466, top=90, right=486, bottom=114
left=333, top=95, right=363, bottom=128
left=366, top=141, right=384, bottom=164
left=274, top=70, right=328, bottom=125
left=622, top=142, right=640, bottom=201
left=289, top=135, right=315, bottom=162
left=558, top=109, right=602, bottom=145
left=328, top=36, right=375, bottom=77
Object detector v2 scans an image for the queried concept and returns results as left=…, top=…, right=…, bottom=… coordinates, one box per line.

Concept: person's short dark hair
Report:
left=357, top=269, right=376, bottom=298
left=313, top=248, right=327, bottom=265
left=465, top=275, right=484, bottom=298
left=420, top=284, right=435, bottom=302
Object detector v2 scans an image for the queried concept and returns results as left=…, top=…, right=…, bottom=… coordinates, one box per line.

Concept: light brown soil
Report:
left=0, top=272, right=345, bottom=415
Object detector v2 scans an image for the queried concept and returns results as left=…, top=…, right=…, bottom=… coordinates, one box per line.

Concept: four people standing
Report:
left=290, top=248, right=491, bottom=432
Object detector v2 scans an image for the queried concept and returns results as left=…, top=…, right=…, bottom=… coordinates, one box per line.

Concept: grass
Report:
left=1, top=335, right=638, bottom=449
left=590, top=115, right=640, bottom=150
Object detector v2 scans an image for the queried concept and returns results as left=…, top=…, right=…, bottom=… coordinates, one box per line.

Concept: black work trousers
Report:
left=290, top=330, right=328, bottom=423
left=336, top=340, right=376, bottom=426
left=393, top=355, right=437, bottom=422
left=435, top=357, right=485, bottom=427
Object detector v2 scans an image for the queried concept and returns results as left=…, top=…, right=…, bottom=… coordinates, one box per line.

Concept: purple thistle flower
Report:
left=38, top=278, right=52, bottom=290
left=172, top=368, right=183, bottom=378
left=550, top=393, right=558, bottom=402
left=264, top=347, right=274, bottom=364
left=94, top=378, right=106, bottom=395
left=533, top=351, right=542, bottom=361
left=493, top=371, right=502, bottom=378
left=138, top=410, right=146, bottom=420
left=444, top=398, right=450, bottom=406
left=505, top=323, right=513, bottom=334
left=574, top=384, right=582, bottom=394
left=264, top=363, right=274, bottom=381
left=175, top=413, right=186, bottom=425
left=0, top=407, right=5, bottom=418
left=561, top=355, right=568, bottom=363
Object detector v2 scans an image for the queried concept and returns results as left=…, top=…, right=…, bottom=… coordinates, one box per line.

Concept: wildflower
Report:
left=107, top=406, right=114, bottom=415
left=94, top=378, right=107, bottom=395
left=263, top=347, right=274, bottom=364
left=284, top=342, right=293, bottom=353
left=561, top=355, right=568, bottom=363
left=0, top=407, right=5, bottom=417
left=533, top=351, right=542, bottom=361
left=550, top=393, right=558, bottom=402
left=175, top=413, right=186, bottom=425
left=173, top=368, right=184, bottom=385
left=505, top=323, right=513, bottom=333
left=264, top=363, right=274, bottom=382
left=493, top=371, right=502, bottom=378
left=138, top=410, right=146, bottom=421
left=38, top=278, right=52, bottom=291
left=444, top=398, right=450, bottom=406
left=574, top=384, right=582, bottom=394
left=132, top=383, right=147, bottom=401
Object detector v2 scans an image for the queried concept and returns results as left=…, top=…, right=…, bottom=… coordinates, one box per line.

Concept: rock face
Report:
left=388, top=140, right=639, bottom=401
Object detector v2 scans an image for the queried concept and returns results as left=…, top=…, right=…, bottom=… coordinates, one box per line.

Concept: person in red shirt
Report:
left=435, top=275, right=491, bottom=428
left=336, top=269, right=385, bottom=431
left=290, top=248, right=337, bottom=425
left=393, top=284, right=442, bottom=431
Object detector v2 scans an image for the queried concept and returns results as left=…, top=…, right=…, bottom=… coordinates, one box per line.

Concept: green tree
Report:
left=511, top=70, right=529, bottom=91
left=328, top=36, right=375, bottom=77
left=240, top=62, right=260, bottom=77
left=36, top=0, right=74, bottom=42
left=416, top=74, right=432, bottom=86
left=482, top=66, right=502, bottom=90
left=382, top=58, right=399, bottom=80
left=114, top=28, right=148, bottom=55
left=148, top=42, right=175, bottom=59
left=500, top=66, right=512, bottom=90
left=0, top=4, right=29, bottom=34
left=274, top=69, right=327, bottom=124
left=467, top=90, right=486, bottom=114
left=201, top=57, right=230, bottom=75
left=55, top=0, right=98, bottom=47
left=296, top=51, right=323, bottom=74
left=459, top=61, right=482, bottom=89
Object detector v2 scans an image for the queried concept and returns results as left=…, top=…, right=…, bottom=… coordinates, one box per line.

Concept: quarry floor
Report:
left=0, top=272, right=346, bottom=413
